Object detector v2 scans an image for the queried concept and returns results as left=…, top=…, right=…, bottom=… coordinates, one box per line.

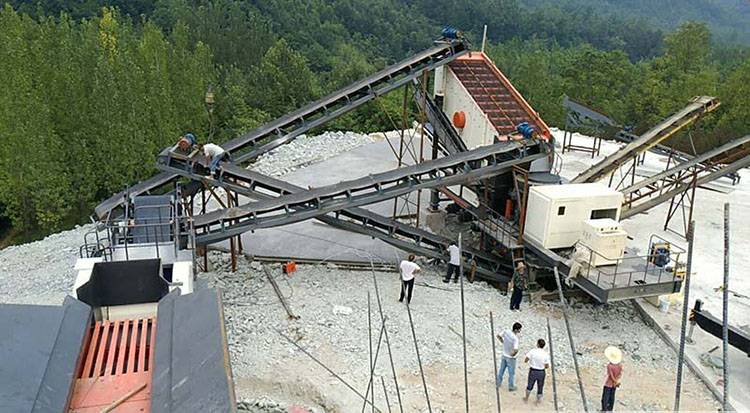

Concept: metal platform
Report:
left=572, top=237, right=684, bottom=303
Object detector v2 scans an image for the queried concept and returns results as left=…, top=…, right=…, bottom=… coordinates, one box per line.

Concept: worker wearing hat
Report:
left=509, top=262, right=527, bottom=311
left=601, top=346, right=623, bottom=411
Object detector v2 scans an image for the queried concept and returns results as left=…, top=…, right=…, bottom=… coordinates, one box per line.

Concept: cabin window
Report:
left=557, top=206, right=566, bottom=216
left=591, top=208, right=618, bottom=219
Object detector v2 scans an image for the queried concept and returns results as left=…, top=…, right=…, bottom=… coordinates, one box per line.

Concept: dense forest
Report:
left=1, top=0, right=749, bottom=241
left=521, top=0, right=750, bottom=43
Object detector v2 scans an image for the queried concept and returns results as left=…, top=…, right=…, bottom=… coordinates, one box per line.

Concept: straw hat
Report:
left=516, top=262, right=526, bottom=270
left=604, top=346, right=623, bottom=364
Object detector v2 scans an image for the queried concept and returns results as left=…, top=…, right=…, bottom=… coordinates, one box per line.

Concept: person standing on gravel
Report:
left=496, top=322, right=522, bottom=391
left=523, top=338, right=550, bottom=405
left=509, top=262, right=527, bottom=311
left=443, top=241, right=461, bottom=283
left=601, top=346, right=623, bottom=411
left=398, top=254, right=421, bottom=304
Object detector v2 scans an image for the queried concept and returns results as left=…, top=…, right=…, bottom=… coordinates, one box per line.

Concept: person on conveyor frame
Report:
left=199, top=143, right=230, bottom=178
left=509, top=262, right=527, bottom=311
left=398, top=254, right=421, bottom=304
left=443, top=241, right=461, bottom=283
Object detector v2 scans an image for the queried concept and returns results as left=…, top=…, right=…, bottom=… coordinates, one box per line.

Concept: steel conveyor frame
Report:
left=572, top=96, right=720, bottom=184
left=160, top=140, right=543, bottom=240
left=180, top=164, right=518, bottom=282
left=95, top=40, right=470, bottom=220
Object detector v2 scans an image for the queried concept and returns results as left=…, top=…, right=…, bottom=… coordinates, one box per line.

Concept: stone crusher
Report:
left=0, top=196, right=236, bottom=412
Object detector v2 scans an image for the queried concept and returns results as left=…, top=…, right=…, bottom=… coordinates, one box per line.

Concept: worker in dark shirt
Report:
left=509, top=262, right=527, bottom=311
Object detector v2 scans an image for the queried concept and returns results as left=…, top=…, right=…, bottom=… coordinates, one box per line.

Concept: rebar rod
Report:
left=381, top=376, right=392, bottom=413
left=547, top=317, right=559, bottom=411
left=553, top=266, right=588, bottom=411
left=489, top=312, right=502, bottom=413
left=722, top=204, right=730, bottom=411
left=368, top=292, right=375, bottom=413
left=459, top=233, right=469, bottom=412
left=674, top=220, right=695, bottom=412
left=263, top=266, right=297, bottom=319
left=361, top=316, right=387, bottom=413
left=370, top=257, right=404, bottom=413
left=277, top=330, right=381, bottom=412
left=406, top=302, right=432, bottom=412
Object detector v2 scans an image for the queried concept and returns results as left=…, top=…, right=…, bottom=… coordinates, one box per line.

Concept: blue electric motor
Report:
left=516, top=122, right=535, bottom=139
left=441, top=28, right=463, bottom=39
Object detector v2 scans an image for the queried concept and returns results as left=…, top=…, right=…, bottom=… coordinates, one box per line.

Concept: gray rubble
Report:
left=249, top=131, right=376, bottom=178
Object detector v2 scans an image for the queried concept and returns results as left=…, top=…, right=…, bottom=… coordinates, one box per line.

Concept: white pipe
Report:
left=481, top=25, right=488, bottom=53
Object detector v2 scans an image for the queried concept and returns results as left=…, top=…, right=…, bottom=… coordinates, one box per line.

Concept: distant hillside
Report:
left=521, top=0, right=750, bottom=43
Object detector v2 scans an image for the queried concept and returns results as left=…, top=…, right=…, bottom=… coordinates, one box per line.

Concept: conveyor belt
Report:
left=621, top=150, right=750, bottom=219
left=614, top=130, right=742, bottom=184
left=572, top=96, right=720, bottom=183
left=94, top=40, right=470, bottom=220
left=193, top=169, right=516, bottom=281
left=621, top=135, right=750, bottom=199
left=163, top=140, right=543, bottom=242
left=174, top=148, right=546, bottom=280
left=414, top=80, right=467, bottom=155
left=562, top=96, right=740, bottom=184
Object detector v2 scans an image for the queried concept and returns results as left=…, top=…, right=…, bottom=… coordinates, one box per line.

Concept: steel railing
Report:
left=575, top=234, right=685, bottom=289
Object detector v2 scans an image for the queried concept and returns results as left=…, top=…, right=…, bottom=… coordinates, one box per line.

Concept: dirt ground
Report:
left=207, top=253, right=719, bottom=412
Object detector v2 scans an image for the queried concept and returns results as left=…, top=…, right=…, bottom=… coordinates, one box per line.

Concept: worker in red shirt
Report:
left=601, top=346, right=623, bottom=411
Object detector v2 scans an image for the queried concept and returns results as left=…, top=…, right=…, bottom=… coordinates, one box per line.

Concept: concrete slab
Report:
left=217, top=135, right=436, bottom=263
left=634, top=298, right=750, bottom=411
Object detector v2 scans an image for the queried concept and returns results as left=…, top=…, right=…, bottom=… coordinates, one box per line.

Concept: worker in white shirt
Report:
left=523, top=338, right=551, bottom=405
left=496, top=322, right=522, bottom=391
left=198, top=143, right=230, bottom=177
left=398, top=254, right=421, bottom=304
left=443, top=241, right=461, bottom=283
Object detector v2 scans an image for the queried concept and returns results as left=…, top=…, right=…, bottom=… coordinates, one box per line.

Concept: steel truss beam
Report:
left=157, top=40, right=471, bottom=170
left=614, top=131, right=741, bottom=185
left=572, top=96, right=720, bottom=184
left=95, top=40, right=470, bottom=220
left=621, top=136, right=750, bottom=219
left=173, top=163, right=517, bottom=282
left=159, top=140, right=545, bottom=243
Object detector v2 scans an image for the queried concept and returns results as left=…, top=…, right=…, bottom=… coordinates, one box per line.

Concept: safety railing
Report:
left=80, top=203, right=180, bottom=262
left=477, top=201, right=520, bottom=249
left=575, top=234, right=685, bottom=289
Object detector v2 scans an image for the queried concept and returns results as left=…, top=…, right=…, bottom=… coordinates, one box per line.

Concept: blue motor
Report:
left=516, top=122, right=535, bottom=139
left=441, top=28, right=463, bottom=39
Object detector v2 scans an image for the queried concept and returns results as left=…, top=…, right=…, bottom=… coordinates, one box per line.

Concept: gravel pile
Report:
left=249, top=131, right=376, bottom=177
left=0, top=224, right=94, bottom=306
